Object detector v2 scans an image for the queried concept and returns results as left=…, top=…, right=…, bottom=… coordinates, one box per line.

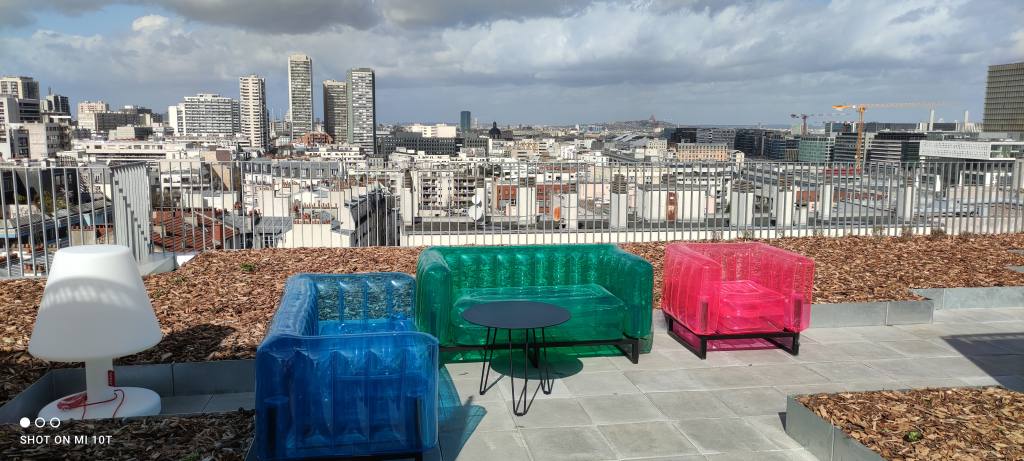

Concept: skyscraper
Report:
left=0, top=76, right=40, bottom=100
left=460, top=110, right=471, bottom=134
left=323, top=80, right=348, bottom=144
left=983, top=61, right=1024, bottom=135
left=287, top=54, right=314, bottom=136
left=239, top=74, right=269, bottom=151
left=347, top=68, right=376, bottom=155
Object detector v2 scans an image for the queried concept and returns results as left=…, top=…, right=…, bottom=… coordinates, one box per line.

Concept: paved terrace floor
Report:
left=430, top=308, right=1024, bottom=461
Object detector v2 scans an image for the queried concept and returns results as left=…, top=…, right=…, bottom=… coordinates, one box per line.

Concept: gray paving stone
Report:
left=646, top=390, right=736, bottom=420
left=628, top=456, right=706, bottom=461
left=710, top=349, right=798, bottom=365
left=610, top=350, right=687, bottom=371
left=675, top=417, right=778, bottom=454
left=689, top=367, right=772, bottom=389
left=449, top=377, right=503, bottom=404
left=705, top=450, right=817, bottom=460
left=790, top=343, right=854, bottom=363
left=800, top=328, right=867, bottom=344
left=625, top=369, right=703, bottom=392
left=712, top=387, right=786, bottom=416
left=827, top=341, right=904, bottom=361
left=509, top=397, right=591, bottom=429
left=441, top=430, right=530, bottom=461
left=464, top=399, right=515, bottom=432
left=562, top=371, right=641, bottom=396
left=744, top=415, right=802, bottom=450
left=878, top=340, right=957, bottom=357
left=203, top=392, right=254, bottom=413
left=598, top=421, right=699, bottom=458
left=775, top=383, right=851, bottom=396
left=577, top=394, right=666, bottom=424
left=804, top=362, right=893, bottom=383
left=895, top=378, right=968, bottom=390
left=867, top=357, right=988, bottom=379
left=750, top=364, right=830, bottom=386
left=843, top=326, right=922, bottom=342
left=521, top=426, right=616, bottom=461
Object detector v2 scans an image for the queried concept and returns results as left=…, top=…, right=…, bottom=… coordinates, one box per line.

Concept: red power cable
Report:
left=56, top=388, right=126, bottom=419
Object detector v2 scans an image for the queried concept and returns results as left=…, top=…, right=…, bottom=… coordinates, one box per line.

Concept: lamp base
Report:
left=39, top=387, right=161, bottom=421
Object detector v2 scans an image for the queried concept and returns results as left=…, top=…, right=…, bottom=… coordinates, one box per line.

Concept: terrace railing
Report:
left=3, top=158, right=1024, bottom=275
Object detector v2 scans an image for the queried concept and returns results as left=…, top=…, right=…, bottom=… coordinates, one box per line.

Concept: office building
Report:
left=675, top=143, right=730, bottom=161
left=797, top=135, right=835, bottom=162
left=44, top=94, right=70, bottom=116
left=239, top=75, right=270, bottom=151
left=175, top=93, right=240, bottom=136
left=983, top=61, right=1024, bottom=135
left=287, top=54, right=314, bottom=136
left=77, top=100, right=109, bottom=118
left=866, top=132, right=925, bottom=163
left=0, top=76, right=40, bottom=100
left=347, top=68, right=376, bottom=156
left=460, top=111, right=471, bottom=134
left=920, top=140, right=1024, bottom=161
left=0, top=122, right=69, bottom=161
left=666, top=127, right=698, bottom=145
left=734, top=128, right=769, bottom=157
left=697, top=127, right=736, bottom=149
left=407, top=123, right=456, bottom=138
left=79, top=105, right=158, bottom=134
left=377, top=132, right=464, bottom=156
left=322, top=79, right=348, bottom=144
left=833, top=132, right=875, bottom=164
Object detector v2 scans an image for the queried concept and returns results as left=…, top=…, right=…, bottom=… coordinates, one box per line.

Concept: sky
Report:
left=1, top=0, right=1022, bottom=127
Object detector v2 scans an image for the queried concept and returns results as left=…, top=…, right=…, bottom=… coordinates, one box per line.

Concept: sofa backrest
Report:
left=267, top=273, right=416, bottom=338
left=432, top=244, right=616, bottom=290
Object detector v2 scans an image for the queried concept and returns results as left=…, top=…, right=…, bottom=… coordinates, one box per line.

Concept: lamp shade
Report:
left=29, top=245, right=161, bottom=362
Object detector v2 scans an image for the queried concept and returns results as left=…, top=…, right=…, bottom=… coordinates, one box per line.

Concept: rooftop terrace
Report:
left=2, top=234, right=1024, bottom=460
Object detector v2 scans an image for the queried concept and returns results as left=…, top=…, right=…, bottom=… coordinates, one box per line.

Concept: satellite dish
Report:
left=467, top=188, right=486, bottom=221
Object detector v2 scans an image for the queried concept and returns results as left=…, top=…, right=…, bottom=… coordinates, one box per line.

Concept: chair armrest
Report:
left=602, top=247, right=654, bottom=340
left=267, top=275, right=319, bottom=337
left=415, top=249, right=454, bottom=345
left=752, top=245, right=814, bottom=331
left=663, top=244, right=721, bottom=334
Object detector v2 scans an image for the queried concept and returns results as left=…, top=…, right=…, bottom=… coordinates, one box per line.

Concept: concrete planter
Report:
left=0, top=359, right=255, bottom=424
left=785, top=395, right=886, bottom=461
left=811, top=284, right=1024, bottom=327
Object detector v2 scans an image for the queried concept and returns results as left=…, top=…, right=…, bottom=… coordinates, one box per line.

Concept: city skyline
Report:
left=1, top=0, right=1023, bottom=125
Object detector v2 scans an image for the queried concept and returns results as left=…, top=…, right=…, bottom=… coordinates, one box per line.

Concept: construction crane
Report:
left=789, top=113, right=826, bottom=136
left=831, top=102, right=944, bottom=167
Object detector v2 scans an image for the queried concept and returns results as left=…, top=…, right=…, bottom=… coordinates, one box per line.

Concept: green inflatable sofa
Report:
left=415, top=244, right=653, bottom=363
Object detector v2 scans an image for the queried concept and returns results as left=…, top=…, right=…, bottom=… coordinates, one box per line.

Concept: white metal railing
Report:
left=3, top=158, right=1024, bottom=276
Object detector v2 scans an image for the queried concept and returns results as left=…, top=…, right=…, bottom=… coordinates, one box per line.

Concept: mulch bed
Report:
left=3, top=235, right=1024, bottom=406
left=0, top=410, right=253, bottom=460
left=798, top=387, right=1024, bottom=461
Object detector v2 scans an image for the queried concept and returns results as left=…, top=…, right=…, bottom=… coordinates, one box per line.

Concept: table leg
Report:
left=478, top=327, right=497, bottom=395
left=538, top=328, right=553, bottom=395
left=512, top=328, right=531, bottom=416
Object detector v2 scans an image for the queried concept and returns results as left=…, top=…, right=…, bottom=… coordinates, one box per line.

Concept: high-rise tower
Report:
left=239, top=74, right=269, bottom=151
left=287, top=54, right=314, bottom=136
left=323, top=80, right=348, bottom=144
left=347, top=68, right=376, bottom=156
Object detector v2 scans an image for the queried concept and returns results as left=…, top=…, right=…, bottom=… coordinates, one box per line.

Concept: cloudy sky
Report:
left=1, top=0, right=1022, bottom=126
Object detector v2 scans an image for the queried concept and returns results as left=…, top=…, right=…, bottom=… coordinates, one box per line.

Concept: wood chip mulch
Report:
left=798, top=387, right=1024, bottom=461
left=0, top=410, right=253, bottom=460
left=4, top=235, right=1024, bottom=405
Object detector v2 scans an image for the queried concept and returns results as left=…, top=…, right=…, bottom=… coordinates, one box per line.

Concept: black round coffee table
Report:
left=461, top=301, right=571, bottom=416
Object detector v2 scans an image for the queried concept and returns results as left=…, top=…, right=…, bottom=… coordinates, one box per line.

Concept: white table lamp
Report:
left=29, top=245, right=162, bottom=420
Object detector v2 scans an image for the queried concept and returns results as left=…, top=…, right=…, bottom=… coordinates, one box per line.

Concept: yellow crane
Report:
left=831, top=102, right=944, bottom=167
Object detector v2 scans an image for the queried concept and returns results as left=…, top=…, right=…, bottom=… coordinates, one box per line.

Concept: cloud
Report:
left=3, top=0, right=1023, bottom=124
left=131, top=14, right=170, bottom=32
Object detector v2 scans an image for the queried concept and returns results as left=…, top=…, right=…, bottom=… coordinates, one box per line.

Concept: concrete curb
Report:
left=811, top=284, right=1024, bottom=327
left=784, top=395, right=886, bottom=461
left=0, top=359, right=254, bottom=424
